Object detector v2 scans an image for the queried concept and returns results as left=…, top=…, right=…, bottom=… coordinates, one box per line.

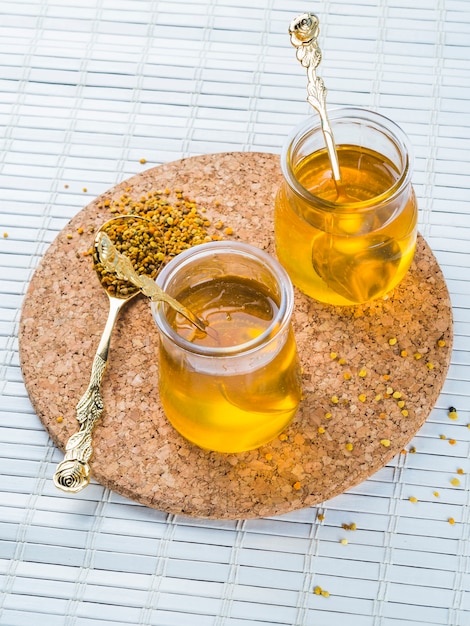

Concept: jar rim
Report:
left=281, top=106, right=414, bottom=212
left=151, top=240, right=294, bottom=357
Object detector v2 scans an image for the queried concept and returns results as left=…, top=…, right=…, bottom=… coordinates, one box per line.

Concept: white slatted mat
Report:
left=1, top=1, right=469, bottom=624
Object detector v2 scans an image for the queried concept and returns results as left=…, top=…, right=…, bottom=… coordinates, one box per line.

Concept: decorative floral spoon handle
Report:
left=289, top=12, right=342, bottom=183
left=53, top=296, right=125, bottom=493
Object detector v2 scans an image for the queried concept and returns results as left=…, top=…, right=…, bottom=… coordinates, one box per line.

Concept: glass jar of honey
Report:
left=274, top=107, right=418, bottom=305
left=151, top=241, right=302, bottom=453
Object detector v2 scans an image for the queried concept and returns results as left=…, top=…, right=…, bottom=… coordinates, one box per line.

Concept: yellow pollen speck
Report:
left=358, top=394, right=367, bottom=402
left=375, top=394, right=383, bottom=401
left=331, top=395, right=339, bottom=404
left=414, top=352, right=422, bottom=360
left=400, top=350, right=408, bottom=357
left=448, top=517, right=455, bottom=525
left=438, top=339, right=446, bottom=347
left=440, top=434, right=447, bottom=440
left=66, top=233, right=73, bottom=239
left=433, top=491, right=440, bottom=497
left=449, top=439, right=457, bottom=445
left=279, top=433, right=288, bottom=441
left=426, top=362, right=434, bottom=370
left=448, top=411, right=458, bottom=420
left=386, top=387, right=394, bottom=395
left=380, top=439, right=391, bottom=447
left=139, top=158, right=147, bottom=164
left=82, top=187, right=87, bottom=192
left=317, top=514, right=325, bottom=522
left=379, top=412, right=387, bottom=419
left=409, top=496, right=418, bottom=503
left=401, top=409, right=409, bottom=417
left=318, top=426, right=326, bottom=434
left=409, top=446, right=416, bottom=453
left=338, top=357, right=346, bottom=365
left=393, top=391, right=402, bottom=399
left=450, top=478, right=461, bottom=487
left=321, top=590, right=330, bottom=598
left=265, top=453, right=273, bottom=461
left=457, top=468, right=464, bottom=475
left=330, top=352, right=337, bottom=360
left=345, top=443, right=354, bottom=451
left=293, top=481, right=301, bottom=491
left=388, top=337, right=397, bottom=346
left=56, top=416, right=64, bottom=423
left=340, top=538, right=348, bottom=545
left=397, top=400, right=405, bottom=408
left=3, top=232, right=8, bottom=238
left=313, top=586, right=322, bottom=595
left=358, top=368, right=367, bottom=378
left=383, top=374, right=391, bottom=381
left=324, top=412, right=332, bottom=419
left=343, top=372, right=352, bottom=380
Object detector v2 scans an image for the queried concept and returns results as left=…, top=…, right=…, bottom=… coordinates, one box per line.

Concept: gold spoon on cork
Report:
left=53, top=215, right=206, bottom=494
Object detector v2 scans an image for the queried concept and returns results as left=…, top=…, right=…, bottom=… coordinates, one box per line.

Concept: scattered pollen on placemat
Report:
left=313, top=585, right=330, bottom=598
left=448, top=407, right=458, bottom=420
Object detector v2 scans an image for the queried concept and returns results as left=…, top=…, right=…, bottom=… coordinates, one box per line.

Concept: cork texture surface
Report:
left=19, top=152, right=453, bottom=519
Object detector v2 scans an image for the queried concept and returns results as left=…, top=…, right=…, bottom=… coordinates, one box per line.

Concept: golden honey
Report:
left=153, top=242, right=302, bottom=453
left=275, top=109, right=418, bottom=305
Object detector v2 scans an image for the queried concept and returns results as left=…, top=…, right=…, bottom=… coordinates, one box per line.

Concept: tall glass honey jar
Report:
left=274, top=107, right=418, bottom=306
left=152, top=241, right=302, bottom=453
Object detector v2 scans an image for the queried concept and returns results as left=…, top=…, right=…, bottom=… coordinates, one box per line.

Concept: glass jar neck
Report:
left=281, top=107, right=414, bottom=213
left=152, top=241, right=294, bottom=358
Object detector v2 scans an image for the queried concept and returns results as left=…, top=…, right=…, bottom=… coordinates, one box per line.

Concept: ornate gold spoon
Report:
left=96, top=232, right=206, bottom=332
left=53, top=215, right=205, bottom=494
left=289, top=12, right=343, bottom=188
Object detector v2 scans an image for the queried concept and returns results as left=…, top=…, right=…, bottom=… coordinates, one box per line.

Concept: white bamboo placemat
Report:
left=1, top=1, right=469, bottom=625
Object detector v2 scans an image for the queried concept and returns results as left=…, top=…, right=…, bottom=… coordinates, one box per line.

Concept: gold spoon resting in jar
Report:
left=53, top=215, right=206, bottom=494
left=289, top=12, right=347, bottom=199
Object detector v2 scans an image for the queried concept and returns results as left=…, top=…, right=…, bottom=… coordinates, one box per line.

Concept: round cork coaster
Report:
left=19, top=152, right=453, bottom=519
